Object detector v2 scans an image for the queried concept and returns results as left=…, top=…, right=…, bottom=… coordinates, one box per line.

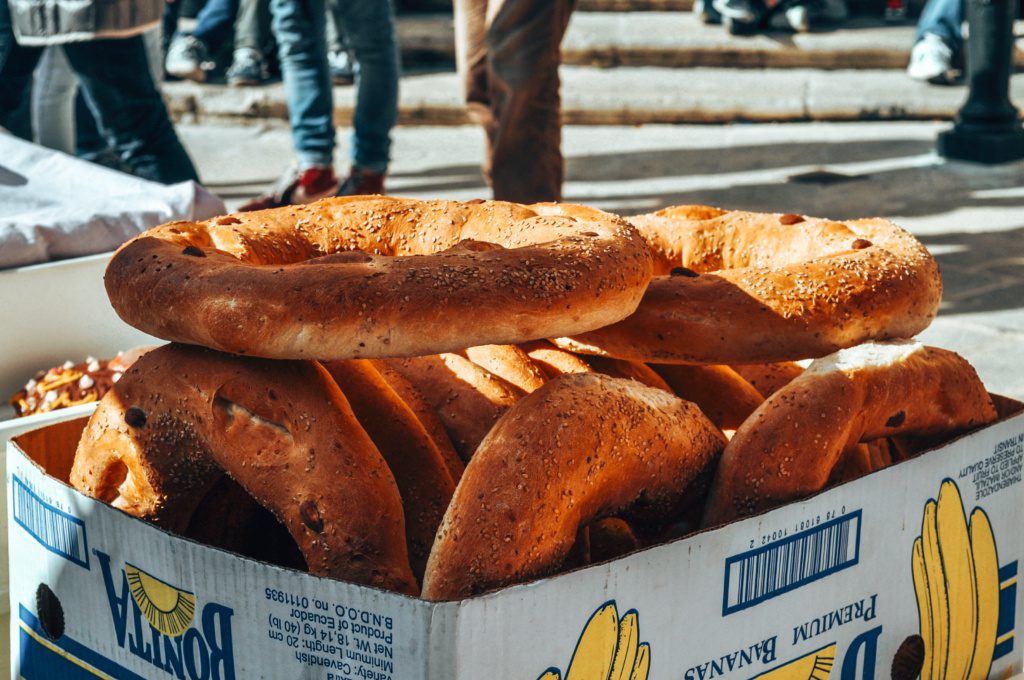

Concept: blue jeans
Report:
left=193, top=0, right=238, bottom=51
left=915, top=0, right=962, bottom=51
left=271, top=0, right=398, bottom=171
left=0, top=0, right=199, bottom=184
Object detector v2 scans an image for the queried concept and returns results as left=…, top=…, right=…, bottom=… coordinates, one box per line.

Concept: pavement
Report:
left=177, top=119, right=1024, bottom=399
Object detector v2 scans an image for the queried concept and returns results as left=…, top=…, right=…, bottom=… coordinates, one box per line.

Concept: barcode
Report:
left=12, top=476, right=89, bottom=569
left=723, top=511, right=861, bottom=615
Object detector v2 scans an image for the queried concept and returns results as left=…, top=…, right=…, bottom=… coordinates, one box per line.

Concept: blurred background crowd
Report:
left=0, top=0, right=1013, bottom=208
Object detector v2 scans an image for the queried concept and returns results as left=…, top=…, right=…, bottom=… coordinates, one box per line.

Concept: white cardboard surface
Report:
left=8, top=408, right=1024, bottom=680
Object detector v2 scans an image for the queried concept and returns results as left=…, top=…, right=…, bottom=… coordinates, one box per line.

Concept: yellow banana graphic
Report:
left=912, top=481, right=1001, bottom=680
left=921, top=499, right=950, bottom=680
left=967, top=508, right=999, bottom=680
left=913, top=537, right=935, bottom=680
left=631, top=644, right=650, bottom=680
left=566, top=603, right=620, bottom=680
left=608, top=610, right=639, bottom=680
left=538, top=603, right=651, bottom=680
left=937, top=480, right=979, bottom=680
left=937, top=481, right=974, bottom=675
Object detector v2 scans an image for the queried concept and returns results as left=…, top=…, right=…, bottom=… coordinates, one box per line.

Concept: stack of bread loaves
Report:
left=69, top=197, right=998, bottom=601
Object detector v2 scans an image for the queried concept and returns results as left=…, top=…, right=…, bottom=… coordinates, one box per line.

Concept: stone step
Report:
left=165, top=65, right=1024, bottom=126
left=397, top=12, right=1022, bottom=71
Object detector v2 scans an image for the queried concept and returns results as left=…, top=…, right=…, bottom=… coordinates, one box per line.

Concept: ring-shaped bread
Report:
left=422, top=372, right=726, bottom=600
left=554, top=206, right=942, bottom=364
left=105, top=197, right=653, bottom=359
left=70, top=344, right=418, bottom=594
left=702, top=341, right=997, bottom=527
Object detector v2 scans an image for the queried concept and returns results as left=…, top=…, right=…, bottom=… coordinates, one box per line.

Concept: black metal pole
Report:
left=937, top=0, right=1024, bottom=163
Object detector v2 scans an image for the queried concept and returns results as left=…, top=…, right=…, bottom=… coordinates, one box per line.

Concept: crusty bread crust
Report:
left=422, top=373, right=726, bottom=600
left=555, top=206, right=942, bottom=364
left=652, top=364, right=764, bottom=431
left=70, top=344, right=418, bottom=594
left=322, top=359, right=456, bottom=581
left=383, top=354, right=524, bottom=461
left=703, top=342, right=997, bottom=527
left=105, top=197, right=653, bottom=359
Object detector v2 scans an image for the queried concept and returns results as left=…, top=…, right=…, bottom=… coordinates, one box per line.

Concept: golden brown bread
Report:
left=703, top=341, right=998, bottom=527
left=422, top=373, right=726, bottom=600
left=322, top=359, right=456, bottom=580
left=730, top=361, right=805, bottom=397
left=555, top=206, right=942, bottom=364
left=70, top=344, right=418, bottom=594
left=583, top=356, right=674, bottom=393
left=463, top=344, right=548, bottom=393
left=383, top=354, right=524, bottom=461
left=370, top=360, right=464, bottom=482
left=105, top=197, right=653, bottom=359
left=519, top=340, right=593, bottom=377
left=652, top=364, right=764, bottom=431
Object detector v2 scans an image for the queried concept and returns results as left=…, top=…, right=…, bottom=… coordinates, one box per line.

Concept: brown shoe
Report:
left=336, top=167, right=385, bottom=197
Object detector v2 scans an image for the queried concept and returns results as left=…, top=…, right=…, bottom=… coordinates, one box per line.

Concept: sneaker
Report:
left=239, top=166, right=341, bottom=211
left=907, top=32, right=954, bottom=83
left=165, top=35, right=212, bottom=83
left=226, top=48, right=269, bottom=86
left=714, top=0, right=763, bottom=32
left=769, top=3, right=809, bottom=31
left=694, top=0, right=723, bottom=24
left=336, top=167, right=385, bottom=197
left=329, top=50, right=357, bottom=86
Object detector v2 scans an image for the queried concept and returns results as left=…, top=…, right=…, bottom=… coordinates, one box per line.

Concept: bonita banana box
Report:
left=7, top=400, right=1024, bottom=680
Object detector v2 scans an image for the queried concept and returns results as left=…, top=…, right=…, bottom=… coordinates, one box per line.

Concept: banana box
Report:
left=0, top=253, right=160, bottom=680
left=8, top=399, right=1024, bottom=680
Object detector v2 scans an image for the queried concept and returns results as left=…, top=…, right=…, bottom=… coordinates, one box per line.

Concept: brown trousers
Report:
left=454, top=0, right=575, bottom=203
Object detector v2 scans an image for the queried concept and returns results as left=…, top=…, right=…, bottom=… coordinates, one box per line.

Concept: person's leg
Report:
left=269, top=0, right=334, bottom=170
left=30, top=47, right=77, bottom=153
left=0, top=0, right=43, bottom=140
left=64, top=36, right=200, bottom=184
left=915, top=0, right=962, bottom=48
left=482, top=0, right=575, bottom=203
left=331, top=0, right=398, bottom=176
left=192, top=0, right=240, bottom=52
left=453, top=0, right=489, bottom=116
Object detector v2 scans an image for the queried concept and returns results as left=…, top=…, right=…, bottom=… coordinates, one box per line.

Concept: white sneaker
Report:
left=907, top=33, right=954, bottom=83
left=165, top=35, right=212, bottom=83
left=769, top=4, right=809, bottom=31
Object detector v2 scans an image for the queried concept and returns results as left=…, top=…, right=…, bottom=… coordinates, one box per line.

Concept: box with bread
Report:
left=7, top=198, right=1023, bottom=680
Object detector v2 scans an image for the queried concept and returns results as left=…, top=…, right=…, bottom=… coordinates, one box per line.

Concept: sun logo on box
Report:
left=537, top=601, right=650, bottom=680
left=125, top=562, right=197, bottom=638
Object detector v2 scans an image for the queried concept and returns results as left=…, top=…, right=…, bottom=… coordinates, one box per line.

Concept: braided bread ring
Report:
left=422, top=373, right=726, bottom=600
left=70, top=344, right=417, bottom=594
left=703, top=341, right=997, bottom=527
left=555, top=206, right=941, bottom=364
left=105, top=197, right=653, bottom=359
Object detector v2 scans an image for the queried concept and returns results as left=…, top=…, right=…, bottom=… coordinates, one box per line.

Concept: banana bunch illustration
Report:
left=537, top=602, right=650, bottom=680
left=912, top=480, right=999, bottom=680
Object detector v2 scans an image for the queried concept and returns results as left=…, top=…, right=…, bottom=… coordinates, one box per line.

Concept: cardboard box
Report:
left=8, top=398, right=1024, bottom=680
left=0, top=252, right=160, bottom=678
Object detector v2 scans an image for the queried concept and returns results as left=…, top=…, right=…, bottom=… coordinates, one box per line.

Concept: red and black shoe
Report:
left=239, top=165, right=341, bottom=212
left=336, top=167, right=385, bottom=197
